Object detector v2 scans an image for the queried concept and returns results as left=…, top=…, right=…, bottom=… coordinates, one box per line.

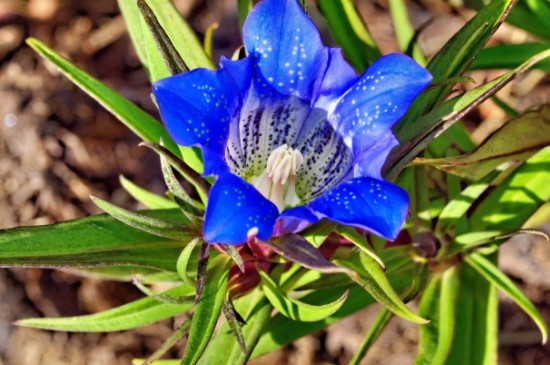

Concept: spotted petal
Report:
left=307, top=177, right=409, bottom=240
left=243, top=0, right=329, bottom=101
left=330, top=53, right=432, bottom=178
left=204, top=172, right=279, bottom=245
left=153, top=57, right=252, bottom=159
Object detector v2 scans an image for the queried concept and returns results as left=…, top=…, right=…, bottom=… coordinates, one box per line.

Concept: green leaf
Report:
left=335, top=225, right=385, bottom=269
left=505, top=0, right=550, bottom=39
left=141, top=142, right=210, bottom=202
left=0, top=209, right=187, bottom=270
left=133, top=276, right=195, bottom=305
left=238, top=0, right=253, bottom=28
left=447, top=229, right=549, bottom=257
left=335, top=250, right=428, bottom=324
left=348, top=307, right=394, bottom=365
left=414, top=266, right=459, bottom=365
left=176, top=238, right=200, bottom=287
left=141, top=0, right=214, bottom=71
left=436, top=171, right=498, bottom=237
left=469, top=147, right=550, bottom=231
left=466, top=252, right=548, bottom=343
left=252, top=257, right=418, bottom=358
left=258, top=269, right=349, bottom=322
left=471, top=43, right=550, bottom=70
left=198, top=288, right=272, bottom=365
left=222, top=298, right=246, bottom=355
left=143, top=316, right=193, bottom=365
left=26, top=38, right=182, bottom=159
left=301, top=220, right=336, bottom=248
left=91, top=196, right=195, bottom=241
left=386, top=49, right=550, bottom=180
left=396, top=0, right=517, bottom=129
left=219, top=244, right=245, bottom=273
left=317, top=0, right=381, bottom=72
left=389, top=0, right=426, bottom=65
left=181, top=255, right=230, bottom=365
left=16, top=284, right=194, bottom=332
left=414, top=106, right=550, bottom=180
left=137, top=0, right=189, bottom=75
left=446, top=261, right=498, bottom=365
left=120, top=175, right=177, bottom=210
left=159, top=150, right=202, bottom=219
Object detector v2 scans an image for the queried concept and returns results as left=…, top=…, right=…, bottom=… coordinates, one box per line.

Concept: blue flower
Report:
left=153, top=0, right=432, bottom=245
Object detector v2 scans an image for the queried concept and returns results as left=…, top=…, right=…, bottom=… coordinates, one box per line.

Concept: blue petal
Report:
left=307, top=177, right=409, bottom=239
left=203, top=172, right=279, bottom=245
left=153, top=57, right=252, bottom=155
left=330, top=53, right=432, bottom=178
left=315, top=48, right=358, bottom=110
left=243, top=0, right=329, bottom=101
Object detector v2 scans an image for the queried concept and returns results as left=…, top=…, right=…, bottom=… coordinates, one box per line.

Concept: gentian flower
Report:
left=153, top=0, right=432, bottom=245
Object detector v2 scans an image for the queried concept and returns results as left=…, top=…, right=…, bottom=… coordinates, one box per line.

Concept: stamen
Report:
left=251, top=144, right=303, bottom=211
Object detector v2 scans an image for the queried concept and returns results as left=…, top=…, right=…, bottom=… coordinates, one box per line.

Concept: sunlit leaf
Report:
left=120, top=175, right=177, bottom=210
left=181, top=255, right=230, bottom=365
left=258, top=269, right=349, bottom=322
left=414, top=106, right=550, bottom=180
left=466, top=252, right=548, bottom=343
left=414, top=266, right=459, bottom=365
left=317, top=0, right=381, bottom=72
left=16, top=284, right=194, bottom=332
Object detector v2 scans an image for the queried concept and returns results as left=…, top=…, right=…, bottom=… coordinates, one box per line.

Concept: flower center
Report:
left=251, top=144, right=303, bottom=212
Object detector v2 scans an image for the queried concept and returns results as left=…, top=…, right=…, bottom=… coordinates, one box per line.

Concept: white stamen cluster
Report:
left=252, top=144, right=303, bottom=211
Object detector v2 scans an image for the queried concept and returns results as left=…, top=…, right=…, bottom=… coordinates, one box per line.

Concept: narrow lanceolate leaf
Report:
left=435, top=171, right=499, bottom=237
left=177, top=238, right=200, bottom=287
left=317, top=0, right=381, bottom=72
left=335, top=225, right=385, bottom=269
left=26, top=38, right=181, bottom=159
left=447, top=261, right=498, bottom=365
left=141, top=142, right=210, bottom=199
left=469, top=147, right=550, bottom=232
left=237, top=0, right=253, bottom=28
left=120, top=175, right=178, bottom=209
left=258, top=270, right=349, bottom=322
left=181, top=256, right=230, bottom=365
left=466, top=252, right=548, bottom=343
left=137, top=0, right=189, bottom=75
left=91, top=196, right=195, bottom=241
left=264, top=235, right=354, bottom=275
left=471, top=43, right=550, bottom=71
left=219, top=244, right=245, bottom=272
left=252, top=258, right=418, bottom=358
left=386, top=49, right=550, bottom=179
left=198, top=288, right=272, bottom=365
left=446, top=229, right=549, bottom=257
left=301, top=220, right=336, bottom=248
left=414, top=266, right=459, bottom=365
left=397, top=0, right=517, bottom=129
left=143, top=0, right=214, bottom=70
left=143, top=316, right=193, bottom=365
left=415, top=106, right=550, bottom=180
left=16, top=284, right=194, bottom=332
left=388, top=0, right=426, bottom=65
left=194, top=242, right=211, bottom=305
left=335, top=250, right=428, bottom=324
left=222, top=298, right=247, bottom=355
left=132, top=276, right=195, bottom=305
left=0, top=209, right=186, bottom=270
left=348, top=307, right=394, bottom=365
left=159, top=151, right=202, bottom=219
